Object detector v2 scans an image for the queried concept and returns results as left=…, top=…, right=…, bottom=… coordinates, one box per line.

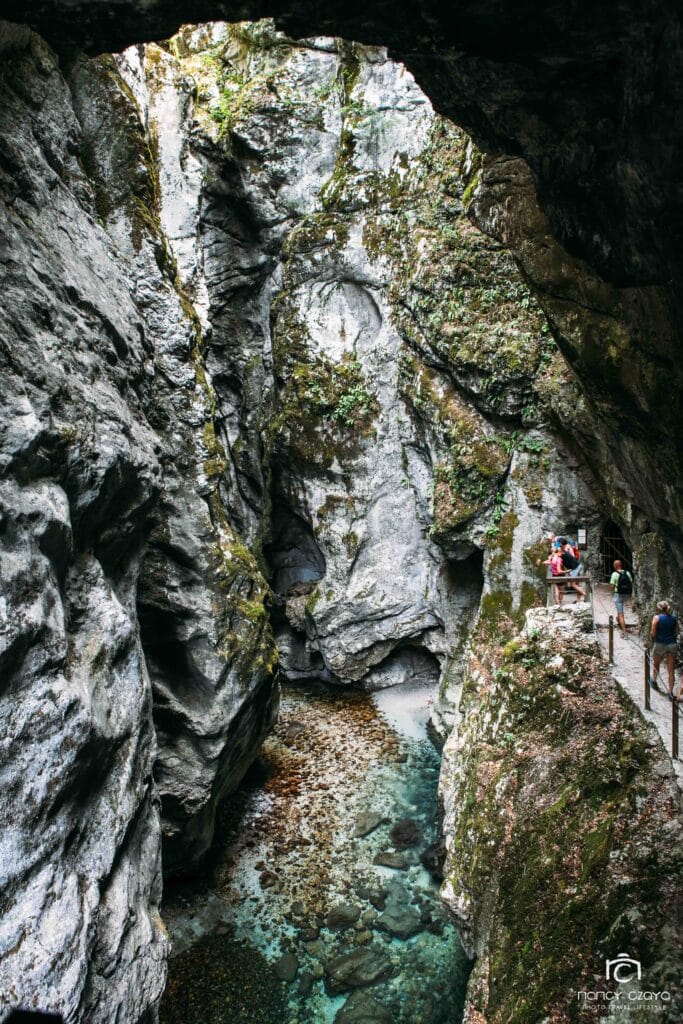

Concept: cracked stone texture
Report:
left=123, top=24, right=602, bottom=707
left=0, top=21, right=277, bottom=1022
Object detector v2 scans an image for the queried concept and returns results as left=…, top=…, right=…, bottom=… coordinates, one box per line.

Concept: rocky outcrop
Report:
left=0, top=23, right=168, bottom=1022
left=464, top=151, right=683, bottom=620
left=440, top=604, right=683, bottom=1021
left=0, top=20, right=278, bottom=1021
left=129, top=24, right=601, bottom=707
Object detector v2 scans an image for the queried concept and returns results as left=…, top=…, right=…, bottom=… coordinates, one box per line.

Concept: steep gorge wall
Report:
left=0, top=22, right=279, bottom=1020
left=1, top=14, right=680, bottom=1024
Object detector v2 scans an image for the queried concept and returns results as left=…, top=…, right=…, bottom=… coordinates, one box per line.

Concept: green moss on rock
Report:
left=444, top=612, right=683, bottom=1022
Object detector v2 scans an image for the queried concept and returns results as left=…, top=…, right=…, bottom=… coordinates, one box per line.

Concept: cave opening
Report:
left=263, top=486, right=326, bottom=598
left=600, top=519, right=633, bottom=580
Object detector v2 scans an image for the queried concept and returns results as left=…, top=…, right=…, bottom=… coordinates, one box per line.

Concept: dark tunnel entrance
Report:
left=600, top=519, right=633, bottom=580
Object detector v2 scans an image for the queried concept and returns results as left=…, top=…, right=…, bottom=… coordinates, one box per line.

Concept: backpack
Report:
left=616, top=570, right=632, bottom=595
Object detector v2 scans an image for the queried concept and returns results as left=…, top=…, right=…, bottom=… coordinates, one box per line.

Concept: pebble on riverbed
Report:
left=158, top=934, right=286, bottom=1023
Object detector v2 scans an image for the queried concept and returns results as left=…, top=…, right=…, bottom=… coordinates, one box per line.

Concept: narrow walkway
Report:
left=592, top=583, right=683, bottom=787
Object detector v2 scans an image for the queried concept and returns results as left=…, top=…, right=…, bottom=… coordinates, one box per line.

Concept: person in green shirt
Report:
left=609, top=559, right=633, bottom=637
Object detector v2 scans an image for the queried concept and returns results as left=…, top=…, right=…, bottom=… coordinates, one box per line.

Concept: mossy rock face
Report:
left=442, top=607, right=683, bottom=1023
left=267, top=311, right=379, bottom=470
left=397, top=350, right=510, bottom=540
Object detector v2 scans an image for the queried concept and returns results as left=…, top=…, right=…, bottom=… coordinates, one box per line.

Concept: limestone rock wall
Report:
left=465, top=151, right=683, bottom=620
left=0, top=23, right=169, bottom=1022
left=0, top=20, right=278, bottom=1020
left=129, top=24, right=603, bottom=713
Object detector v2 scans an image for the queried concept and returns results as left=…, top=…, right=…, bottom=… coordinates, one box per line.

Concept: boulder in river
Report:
left=353, top=812, right=389, bottom=838
left=372, top=851, right=409, bottom=870
left=326, top=904, right=362, bottom=930
left=389, top=819, right=422, bottom=850
left=273, top=952, right=299, bottom=982
left=334, top=989, right=394, bottom=1023
left=324, top=946, right=393, bottom=994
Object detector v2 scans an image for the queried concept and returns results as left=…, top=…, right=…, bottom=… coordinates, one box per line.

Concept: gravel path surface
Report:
left=593, top=583, right=683, bottom=788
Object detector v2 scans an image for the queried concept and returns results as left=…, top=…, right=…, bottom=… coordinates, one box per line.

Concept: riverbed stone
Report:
left=324, top=946, right=393, bottom=995
left=273, top=952, right=299, bottom=982
left=326, top=904, right=362, bottom=930
left=389, top=819, right=423, bottom=850
left=298, top=971, right=315, bottom=998
left=372, top=851, right=409, bottom=870
left=353, top=812, right=389, bottom=838
left=334, top=990, right=393, bottom=1024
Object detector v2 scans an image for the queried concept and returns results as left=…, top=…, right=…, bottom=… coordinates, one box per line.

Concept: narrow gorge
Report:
left=1, top=6, right=682, bottom=1024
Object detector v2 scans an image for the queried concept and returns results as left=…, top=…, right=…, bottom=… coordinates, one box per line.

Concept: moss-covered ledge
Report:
left=440, top=604, right=683, bottom=1023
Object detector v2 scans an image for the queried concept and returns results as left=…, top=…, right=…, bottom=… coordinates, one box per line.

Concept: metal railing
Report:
left=607, top=616, right=679, bottom=761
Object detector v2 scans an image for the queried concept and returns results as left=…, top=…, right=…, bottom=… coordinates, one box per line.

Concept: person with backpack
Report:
left=609, top=559, right=632, bottom=637
left=544, top=546, right=569, bottom=604
left=649, top=600, right=679, bottom=700
left=561, top=541, right=586, bottom=602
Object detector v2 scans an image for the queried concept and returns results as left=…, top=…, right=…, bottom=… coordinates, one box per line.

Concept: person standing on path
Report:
left=609, top=559, right=632, bottom=637
left=561, top=541, right=586, bottom=603
left=650, top=601, right=679, bottom=700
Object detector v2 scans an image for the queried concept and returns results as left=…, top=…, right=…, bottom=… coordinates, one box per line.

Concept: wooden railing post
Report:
left=644, top=649, right=651, bottom=711
left=673, top=699, right=679, bottom=761
left=608, top=615, right=614, bottom=665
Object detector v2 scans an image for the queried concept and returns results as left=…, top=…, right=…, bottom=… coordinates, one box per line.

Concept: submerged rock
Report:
left=372, top=851, right=410, bottom=870
left=273, top=952, right=299, bottom=982
left=388, top=819, right=422, bottom=850
left=334, top=990, right=393, bottom=1024
left=324, top=946, right=393, bottom=995
left=326, top=904, right=362, bottom=931
left=353, top=812, right=389, bottom=839
left=373, top=880, right=424, bottom=941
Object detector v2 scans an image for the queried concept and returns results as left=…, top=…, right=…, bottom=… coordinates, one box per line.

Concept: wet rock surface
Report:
left=334, top=990, right=393, bottom=1024
left=325, top=946, right=393, bottom=995
left=160, top=682, right=469, bottom=1023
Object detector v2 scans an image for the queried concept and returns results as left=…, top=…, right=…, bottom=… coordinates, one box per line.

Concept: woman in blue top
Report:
left=650, top=600, right=679, bottom=700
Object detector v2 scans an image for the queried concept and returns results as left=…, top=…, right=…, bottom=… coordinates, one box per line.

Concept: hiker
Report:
left=609, top=559, right=632, bottom=637
left=561, top=541, right=586, bottom=602
left=650, top=601, right=679, bottom=700
left=545, top=546, right=568, bottom=604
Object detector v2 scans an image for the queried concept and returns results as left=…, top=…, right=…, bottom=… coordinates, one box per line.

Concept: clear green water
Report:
left=160, top=681, right=470, bottom=1024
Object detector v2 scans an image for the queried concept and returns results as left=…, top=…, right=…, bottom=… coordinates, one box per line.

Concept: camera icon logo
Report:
left=605, top=953, right=642, bottom=984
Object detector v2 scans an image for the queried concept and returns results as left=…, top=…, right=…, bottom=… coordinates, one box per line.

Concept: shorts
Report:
left=653, top=642, right=677, bottom=657
left=613, top=594, right=627, bottom=614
